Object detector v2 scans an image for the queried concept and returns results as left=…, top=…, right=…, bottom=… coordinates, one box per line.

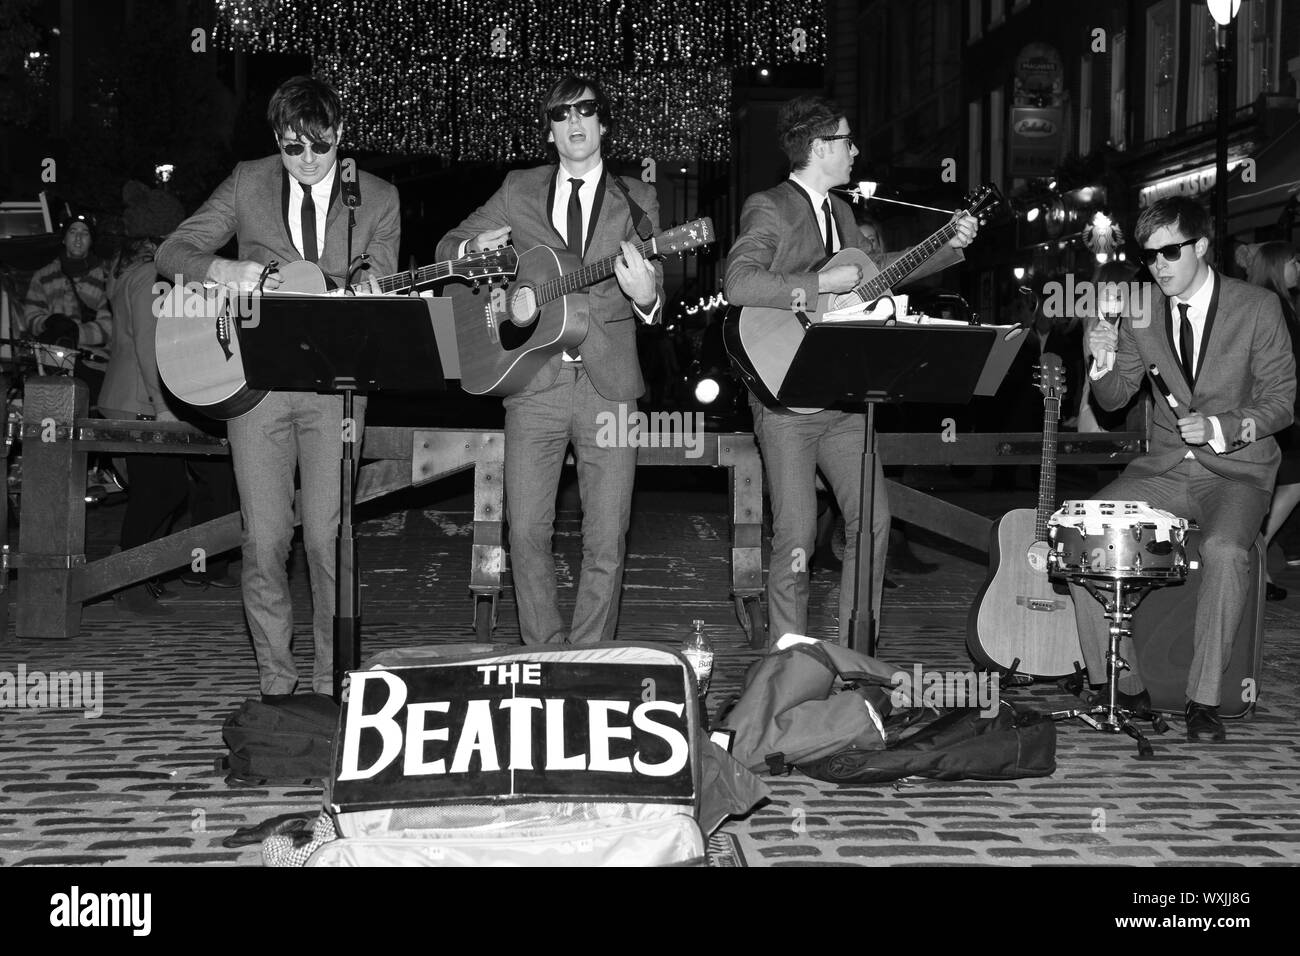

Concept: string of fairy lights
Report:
left=213, top=0, right=825, bottom=162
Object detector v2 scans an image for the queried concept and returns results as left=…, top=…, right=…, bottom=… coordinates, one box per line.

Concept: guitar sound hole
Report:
left=499, top=313, right=539, bottom=351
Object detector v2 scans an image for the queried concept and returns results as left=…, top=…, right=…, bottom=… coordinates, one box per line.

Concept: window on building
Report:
left=968, top=0, right=983, bottom=43
left=1144, top=0, right=1179, bottom=142
left=1079, top=57, right=1093, bottom=156
left=990, top=0, right=1005, bottom=28
left=1109, top=31, right=1126, bottom=149
left=968, top=99, right=983, bottom=189
left=1187, top=4, right=1217, bottom=127
left=1237, top=0, right=1280, bottom=107
left=990, top=86, right=1005, bottom=189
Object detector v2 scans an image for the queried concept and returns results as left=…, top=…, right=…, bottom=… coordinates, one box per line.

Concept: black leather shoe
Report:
left=1185, top=701, right=1226, bottom=742
left=1266, top=582, right=1287, bottom=601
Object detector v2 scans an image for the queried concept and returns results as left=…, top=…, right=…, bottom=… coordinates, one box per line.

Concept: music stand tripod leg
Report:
left=333, top=387, right=361, bottom=702
left=848, top=401, right=879, bottom=655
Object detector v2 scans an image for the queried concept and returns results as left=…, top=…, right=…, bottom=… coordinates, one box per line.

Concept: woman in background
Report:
left=1245, top=241, right=1300, bottom=600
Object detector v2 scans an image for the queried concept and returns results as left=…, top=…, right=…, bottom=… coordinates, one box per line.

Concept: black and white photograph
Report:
left=0, top=0, right=1294, bottom=917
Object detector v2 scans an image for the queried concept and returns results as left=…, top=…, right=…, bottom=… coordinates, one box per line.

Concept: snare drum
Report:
left=1048, top=500, right=1192, bottom=581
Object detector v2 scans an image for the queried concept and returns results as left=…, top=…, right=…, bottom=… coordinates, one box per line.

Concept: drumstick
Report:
left=1148, top=364, right=1185, bottom=411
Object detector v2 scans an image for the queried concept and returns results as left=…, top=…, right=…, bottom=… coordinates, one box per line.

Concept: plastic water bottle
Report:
left=680, top=619, right=714, bottom=697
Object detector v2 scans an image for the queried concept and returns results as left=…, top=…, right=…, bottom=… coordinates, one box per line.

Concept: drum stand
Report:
left=1050, top=576, right=1171, bottom=758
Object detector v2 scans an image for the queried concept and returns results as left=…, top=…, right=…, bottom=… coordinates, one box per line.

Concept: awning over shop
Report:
left=1227, top=117, right=1300, bottom=234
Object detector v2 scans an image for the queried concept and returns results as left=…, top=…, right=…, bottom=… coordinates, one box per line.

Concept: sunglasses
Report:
left=279, top=139, right=336, bottom=156
left=1137, top=237, right=1199, bottom=266
left=821, top=134, right=855, bottom=149
left=547, top=99, right=599, bottom=123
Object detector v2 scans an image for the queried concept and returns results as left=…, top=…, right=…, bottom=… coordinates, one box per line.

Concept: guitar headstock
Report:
left=1035, top=352, right=1066, bottom=400
left=450, top=245, right=520, bottom=281
left=655, top=218, right=714, bottom=255
left=961, top=183, right=1006, bottom=227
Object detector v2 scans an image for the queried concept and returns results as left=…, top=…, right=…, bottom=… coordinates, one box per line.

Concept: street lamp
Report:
left=1207, top=0, right=1241, bottom=26
left=1209, top=0, right=1240, bottom=269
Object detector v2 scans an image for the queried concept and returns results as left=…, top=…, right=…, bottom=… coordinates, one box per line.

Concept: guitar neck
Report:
left=849, top=218, right=961, bottom=304
left=1034, top=397, right=1060, bottom=540
left=363, top=260, right=458, bottom=296
left=536, top=235, right=659, bottom=307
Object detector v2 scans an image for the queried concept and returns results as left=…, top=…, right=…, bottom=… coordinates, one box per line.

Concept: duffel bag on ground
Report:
left=799, top=701, right=1056, bottom=783
left=221, top=694, right=339, bottom=785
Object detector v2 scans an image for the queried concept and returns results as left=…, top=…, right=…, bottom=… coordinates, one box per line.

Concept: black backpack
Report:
left=220, top=695, right=339, bottom=785
left=799, top=702, right=1056, bottom=784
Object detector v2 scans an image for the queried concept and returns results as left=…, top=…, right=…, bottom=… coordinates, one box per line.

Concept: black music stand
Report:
left=240, top=294, right=447, bottom=701
left=776, top=323, right=1004, bottom=655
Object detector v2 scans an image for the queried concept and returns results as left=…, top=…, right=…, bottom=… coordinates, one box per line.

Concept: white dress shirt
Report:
left=287, top=162, right=337, bottom=261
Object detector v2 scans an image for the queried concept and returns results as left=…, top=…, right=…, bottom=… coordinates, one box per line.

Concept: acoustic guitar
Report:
left=723, top=184, right=1002, bottom=411
left=451, top=218, right=714, bottom=396
left=966, top=353, right=1083, bottom=679
left=155, top=248, right=518, bottom=420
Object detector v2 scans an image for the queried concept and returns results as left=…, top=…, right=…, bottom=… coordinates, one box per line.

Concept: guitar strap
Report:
left=606, top=172, right=653, bottom=241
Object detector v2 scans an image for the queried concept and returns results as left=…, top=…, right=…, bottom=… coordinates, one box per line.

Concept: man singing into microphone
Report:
left=724, top=95, right=977, bottom=646
left=1076, top=196, right=1294, bottom=741
left=157, top=76, right=399, bottom=701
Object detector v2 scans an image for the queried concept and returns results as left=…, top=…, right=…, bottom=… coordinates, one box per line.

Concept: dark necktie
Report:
left=567, top=177, right=584, bottom=258
left=564, top=178, right=584, bottom=360
left=300, top=181, right=318, bottom=263
left=822, top=198, right=835, bottom=257
left=1177, top=302, right=1195, bottom=386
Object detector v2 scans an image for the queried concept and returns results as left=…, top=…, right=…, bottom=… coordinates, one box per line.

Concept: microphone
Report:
left=1090, top=311, right=1119, bottom=377
left=342, top=177, right=362, bottom=209
left=344, top=253, right=371, bottom=294
left=1147, top=364, right=1181, bottom=411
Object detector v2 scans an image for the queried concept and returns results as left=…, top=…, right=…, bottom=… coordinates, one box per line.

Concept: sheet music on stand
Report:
left=815, top=296, right=1023, bottom=397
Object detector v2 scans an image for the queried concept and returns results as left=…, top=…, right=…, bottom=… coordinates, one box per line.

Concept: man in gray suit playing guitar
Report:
left=1080, top=197, right=1295, bottom=741
left=437, top=75, right=664, bottom=645
left=157, top=76, right=400, bottom=700
left=725, top=95, right=977, bottom=647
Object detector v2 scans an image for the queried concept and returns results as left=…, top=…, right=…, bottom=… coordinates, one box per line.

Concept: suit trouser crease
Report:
left=229, top=392, right=364, bottom=695
left=504, top=365, right=635, bottom=645
left=750, top=400, right=890, bottom=645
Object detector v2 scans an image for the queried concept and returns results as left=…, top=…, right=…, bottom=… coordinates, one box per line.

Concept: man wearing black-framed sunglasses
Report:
left=157, top=75, right=400, bottom=702
left=436, top=73, right=664, bottom=647
left=1078, top=195, right=1295, bottom=742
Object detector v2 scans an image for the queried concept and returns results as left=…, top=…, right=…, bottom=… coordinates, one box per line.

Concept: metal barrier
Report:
left=0, top=378, right=768, bottom=645
left=1, top=378, right=1148, bottom=649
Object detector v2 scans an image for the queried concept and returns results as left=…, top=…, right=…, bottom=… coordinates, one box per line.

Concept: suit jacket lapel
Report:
left=544, top=168, right=568, bottom=248
left=786, top=180, right=827, bottom=254
left=323, top=171, right=343, bottom=236
left=280, top=169, right=293, bottom=251
left=1195, top=272, right=1222, bottom=386
left=584, top=172, right=608, bottom=259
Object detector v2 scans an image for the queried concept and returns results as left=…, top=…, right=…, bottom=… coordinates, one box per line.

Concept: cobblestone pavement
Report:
left=1, top=470, right=1298, bottom=867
